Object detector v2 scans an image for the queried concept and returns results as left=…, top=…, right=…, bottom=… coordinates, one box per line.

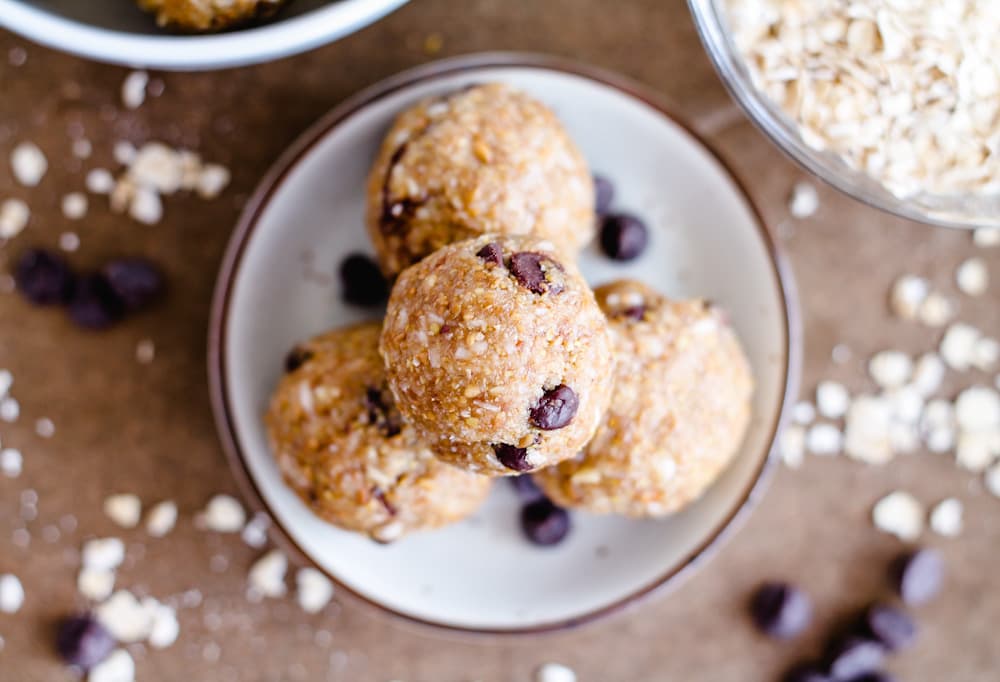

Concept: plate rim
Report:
left=207, top=51, right=802, bottom=636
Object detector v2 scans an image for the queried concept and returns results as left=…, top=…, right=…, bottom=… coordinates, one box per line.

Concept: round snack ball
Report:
left=136, top=0, right=288, bottom=31
left=266, top=322, right=492, bottom=543
left=534, top=279, right=754, bottom=516
left=380, top=235, right=614, bottom=476
left=365, top=83, right=595, bottom=278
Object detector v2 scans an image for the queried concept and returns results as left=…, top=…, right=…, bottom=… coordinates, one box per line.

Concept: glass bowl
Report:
left=687, top=0, right=1000, bottom=229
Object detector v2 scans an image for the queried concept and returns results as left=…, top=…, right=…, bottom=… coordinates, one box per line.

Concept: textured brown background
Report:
left=1, top=1, right=999, bottom=680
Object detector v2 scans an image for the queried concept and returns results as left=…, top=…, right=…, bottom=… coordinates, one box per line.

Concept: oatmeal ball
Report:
left=266, top=323, right=492, bottom=543
left=366, top=83, right=596, bottom=278
left=380, top=235, right=614, bottom=476
left=136, top=0, right=288, bottom=31
left=534, top=280, right=754, bottom=517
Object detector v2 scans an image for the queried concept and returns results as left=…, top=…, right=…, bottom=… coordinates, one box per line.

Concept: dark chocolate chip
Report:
left=593, top=174, right=615, bottom=215
left=475, top=241, right=504, bottom=266
left=893, top=548, right=944, bottom=606
left=364, top=385, right=402, bottom=437
left=521, top=498, right=570, bottom=546
left=622, top=305, right=646, bottom=321
left=339, top=253, right=388, bottom=307
left=827, top=637, right=886, bottom=680
left=102, top=258, right=164, bottom=312
left=15, top=248, right=75, bottom=305
left=67, top=273, right=125, bottom=330
left=56, top=614, right=115, bottom=671
left=750, top=582, right=813, bottom=639
left=284, top=346, right=313, bottom=373
left=600, top=213, right=649, bottom=261
left=493, top=443, right=532, bottom=471
left=529, top=384, right=579, bottom=430
left=848, top=673, right=897, bottom=682
left=863, top=603, right=916, bottom=651
left=508, top=252, right=564, bottom=295
left=509, top=475, right=547, bottom=503
left=783, top=663, right=831, bottom=682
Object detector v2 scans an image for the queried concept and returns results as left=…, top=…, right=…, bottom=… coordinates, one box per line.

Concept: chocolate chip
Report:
left=893, top=548, right=943, bottom=606
left=493, top=443, right=532, bottom=471
left=600, top=213, right=649, bottom=261
left=849, top=673, right=896, bottom=682
left=529, top=384, right=579, bottom=430
left=750, top=582, right=813, bottom=639
left=15, top=248, right=75, bottom=305
left=67, top=273, right=125, bottom=330
left=475, top=242, right=504, bottom=266
left=863, top=603, right=916, bottom=651
left=339, top=253, right=388, bottom=307
left=521, top=498, right=570, bottom=546
left=783, top=663, right=831, bottom=682
left=594, top=174, right=615, bottom=215
left=364, top=385, right=402, bottom=437
left=56, top=614, right=115, bottom=670
left=284, top=346, right=313, bottom=373
left=102, top=258, right=164, bottom=312
left=827, top=637, right=886, bottom=680
left=508, top=252, right=564, bottom=295
left=509, top=475, right=547, bottom=503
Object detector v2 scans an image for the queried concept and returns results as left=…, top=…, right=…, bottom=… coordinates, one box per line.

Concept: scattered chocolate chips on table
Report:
left=67, top=273, right=125, bottom=330
left=782, top=662, right=830, bottom=682
left=893, top=548, right=944, bottom=606
left=509, top=475, right=547, bottom=503
left=600, top=213, right=649, bottom=261
left=750, top=582, right=813, bottom=640
left=15, top=248, right=75, bottom=305
left=102, top=257, right=164, bottom=311
left=338, top=253, right=388, bottom=306
left=521, top=498, right=571, bottom=546
left=56, top=613, right=116, bottom=670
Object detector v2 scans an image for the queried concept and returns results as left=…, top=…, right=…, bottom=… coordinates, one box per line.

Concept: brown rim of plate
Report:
left=207, top=51, right=803, bottom=637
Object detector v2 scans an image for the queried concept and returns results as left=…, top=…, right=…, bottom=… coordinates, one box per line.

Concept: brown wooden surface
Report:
left=1, top=1, right=998, bottom=680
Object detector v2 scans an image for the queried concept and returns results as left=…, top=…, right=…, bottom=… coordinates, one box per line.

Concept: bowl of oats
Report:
left=0, top=0, right=408, bottom=71
left=689, top=0, right=1000, bottom=229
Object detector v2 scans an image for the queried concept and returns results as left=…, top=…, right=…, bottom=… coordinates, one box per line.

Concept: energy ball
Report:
left=534, top=280, right=754, bottom=517
left=136, top=0, right=288, bottom=31
left=380, top=235, right=614, bottom=476
left=266, top=323, right=492, bottom=543
left=365, top=83, right=595, bottom=278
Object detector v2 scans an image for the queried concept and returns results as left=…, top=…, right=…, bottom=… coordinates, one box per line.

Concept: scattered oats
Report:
left=59, top=232, right=80, bottom=252
left=78, top=568, right=116, bottom=602
left=889, top=422, right=920, bottom=454
left=955, top=386, right=1000, bottom=432
left=955, top=431, right=999, bottom=473
left=831, top=344, right=852, bottom=365
left=844, top=395, right=894, bottom=464
left=60, top=514, right=78, bottom=533
left=145, top=500, right=177, bottom=537
left=88, top=649, right=134, bottom=682
left=61, top=192, right=87, bottom=220
left=196, top=164, right=231, bottom=199
left=792, top=400, right=816, bottom=425
left=0, top=448, right=22, bottom=478
left=788, top=181, right=819, bottom=218
left=148, top=602, right=179, bottom=648
left=536, top=663, right=577, bottom=682
left=41, top=525, right=60, bottom=543
left=816, top=380, right=850, bottom=419
left=956, top=258, right=989, bottom=296
left=7, top=47, right=26, bottom=67
left=241, top=512, right=270, bottom=548
left=973, top=337, right=1000, bottom=372
left=887, top=386, right=924, bottom=425
left=10, top=142, right=47, bottom=186
left=104, top=494, right=142, bottom=529
left=806, top=422, right=843, bottom=456
left=986, top=463, right=1000, bottom=498
left=974, top=228, right=1000, bottom=247
left=199, top=494, right=246, bottom=533
left=0, top=371, right=11, bottom=397
left=869, top=351, right=912, bottom=389
left=113, top=141, right=137, bottom=166
left=72, top=138, right=93, bottom=159
left=130, top=143, right=184, bottom=194
left=11, top=528, right=29, bottom=547
left=0, top=397, right=20, bottom=422
left=930, top=498, right=963, bottom=537
left=248, top=550, right=287, bottom=599
left=34, top=418, right=55, bottom=439
left=912, top=353, right=945, bottom=397
left=889, top=275, right=928, bottom=320
left=0, top=198, right=30, bottom=239
left=180, top=589, right=202, bottom=609
left=128, top=187, right=163, bottom=225
left=147, top=78, right=165, bottom=97
left=202, top=642, right=221, bottom=662
left=121, top=71, right=149, bottom=110
left=96, top=591, right=156, bottom=642
left=135, top=338, right=155, bottom=364
left=296, top=568, right=334, bottom=614
left=0, top=574, right=24, bottom=613
left=926, top=426, right=956, bottom=454
left=941, top=323, right=981, bottom=371
left=210, top=554, right=229, bottom=573
left=917, top=293, right=954, bottom=328
left=872, top=491, right=924, bottom=542
left=82, top=537, right=126, bottom=571
left=86, top=168, right=115, bottom=194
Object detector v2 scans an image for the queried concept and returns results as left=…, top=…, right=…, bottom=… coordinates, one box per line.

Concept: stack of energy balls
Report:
left=265, top=84, right=754, bottom=545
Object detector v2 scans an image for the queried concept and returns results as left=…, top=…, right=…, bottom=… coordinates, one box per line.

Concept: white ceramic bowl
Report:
left=0, top=0, right=408, bottom=71
left=209, top=53, right=801, bottom=633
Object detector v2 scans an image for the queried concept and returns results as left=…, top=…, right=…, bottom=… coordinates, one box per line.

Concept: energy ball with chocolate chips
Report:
left=380, top=235, right=614, bottom=476
left=365, top=83, right=596, bottom=279
left=136, top=0, right=289, bottom=31
left=534, top=279, right=754, bottom=516
left=266, top=322, right=492, bottom=543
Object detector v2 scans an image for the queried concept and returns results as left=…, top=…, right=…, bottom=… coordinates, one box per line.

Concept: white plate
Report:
left=209, top=54, right=800, bottom=633
left=0, top=0, right=408, bottom=71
